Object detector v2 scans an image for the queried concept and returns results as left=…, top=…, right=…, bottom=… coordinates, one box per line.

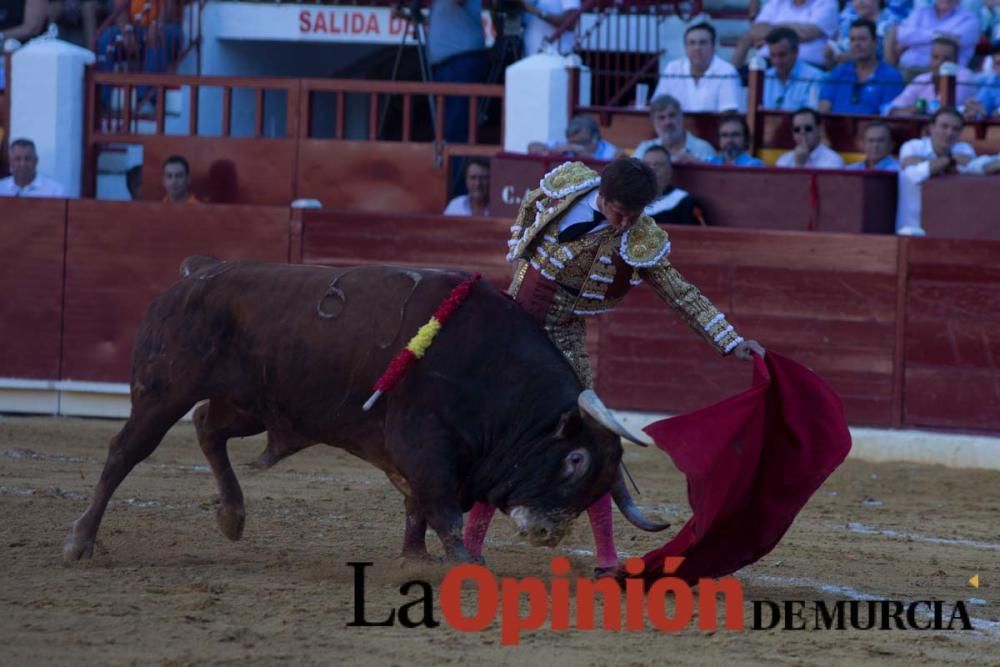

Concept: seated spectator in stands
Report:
left=652, top=22, right=743, bottom=112
left=633, top=95, right=717, bottom=163
left=521, top=0, right=581, bottom=56
left=762, top=28, right=825, bottom=111
left=444, top=158, right=490, bottom=216
left=846, top=121, right=900, bottom=169
left=776, top=107, right=846, bottom=167
left=125, top=164, right=142, bottom=200
left=887, top=37, right=977, bottom=115
left=161, top=155, right=199, bottom=203
left=896, top=107, right=975, bottom=234
left=707, top=113, right=766, bottom=166
left=732, top=0, right=839, bottom=69
left=964, top=43, right=1000, bottom=118
left=0, top=137, right=66, bottom=197
left=819, top=19, right=904, bottom=114
left=0, top=0, right=48, bottom=53
left=48, top=0, right=103, bottom=51
left=527, top=115, right=617, bottom=160
left=825, top=0, right=900, bottom=67
left=96, top=0, right=183, bottom=107
left=887, top=0, right=980, bottom=72
left=641, top=145, right=703, bottom=226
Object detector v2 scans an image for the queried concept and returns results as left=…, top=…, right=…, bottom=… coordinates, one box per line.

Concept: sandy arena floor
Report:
left=0, top=416, right=997, bottom=666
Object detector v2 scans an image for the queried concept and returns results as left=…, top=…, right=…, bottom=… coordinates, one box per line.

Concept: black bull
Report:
left=64, top=259, right=665, bottom=563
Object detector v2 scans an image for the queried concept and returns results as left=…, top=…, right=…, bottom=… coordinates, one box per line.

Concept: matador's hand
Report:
left=733, top=339, right=766, bottom=360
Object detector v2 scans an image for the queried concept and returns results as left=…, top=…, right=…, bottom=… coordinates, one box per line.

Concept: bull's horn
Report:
left=610, top=466, right=670, bottom=532
left=577, top=389, right=653, bottom=447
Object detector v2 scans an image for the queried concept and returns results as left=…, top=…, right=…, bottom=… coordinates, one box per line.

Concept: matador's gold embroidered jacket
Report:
left=506, top=161, right=744, bottom=356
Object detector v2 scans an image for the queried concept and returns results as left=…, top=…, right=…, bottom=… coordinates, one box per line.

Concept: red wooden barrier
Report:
left=903, top=238, right=1000, bottom=431
left=61, top=201, right=292, bottom=382
left=299, top=210, right=512, bottom=288
left=138, top=136, right=299, bottom=205
left=597, top=227, right=902, bottom=426
left=920, top=176, right=1000, bottom=241
left=0, top=199, right=67, bottom=379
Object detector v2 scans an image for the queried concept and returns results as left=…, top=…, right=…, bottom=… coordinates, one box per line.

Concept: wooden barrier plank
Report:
left=296, top=141, right=451, bottom=215
left=300, top=211, right=512, bottom=287
left=920, top=176, right=1000, bottom=241
left=138, top=136, right=298, bottom=205
left=903, top=367, right=1000, bottom=431
left=0, top=199, right=67, bottom=379
left=903, top=238, right=1000, bottom=431
left=61, top=201, right=292, bottom=383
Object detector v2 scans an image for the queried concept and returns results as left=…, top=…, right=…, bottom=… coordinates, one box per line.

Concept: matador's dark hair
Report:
left=599, top=158, right=659, bottom=211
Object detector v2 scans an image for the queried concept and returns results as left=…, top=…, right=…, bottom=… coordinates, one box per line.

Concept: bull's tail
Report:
left=180, top=255, right=224, bottom=278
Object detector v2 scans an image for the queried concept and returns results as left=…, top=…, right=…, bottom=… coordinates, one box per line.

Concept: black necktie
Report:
left=558, top=209, right=606, bottom=243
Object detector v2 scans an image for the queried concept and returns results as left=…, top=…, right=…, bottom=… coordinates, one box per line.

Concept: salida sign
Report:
left=297, top=7, right=495, bottom=45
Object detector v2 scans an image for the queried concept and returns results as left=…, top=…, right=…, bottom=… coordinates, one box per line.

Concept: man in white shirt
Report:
left=521, top=0, right=581, bottom=56
left=732, top=0, right=840, bottom=68
left=527, top=114, right=618, bottom=160
left=652, top=22, right=743, bottom=112
left=633, top=95, right=717, bottom=163
left=444, top=158, right=491, bottom=216
left=895, top=107, right=976, bottom=235
left=776, top=107, right=846, bottom=168
left=0, top=138, right=66, bottom=198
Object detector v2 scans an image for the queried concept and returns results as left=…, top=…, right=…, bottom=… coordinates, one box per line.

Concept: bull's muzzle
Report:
left=509, top=507, right=568, bottom=547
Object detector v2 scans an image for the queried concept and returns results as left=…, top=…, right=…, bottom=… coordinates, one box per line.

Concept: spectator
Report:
left=776, top=107, right=846, bottom=167
left=820, top=19, right=905, bottom=114
left=521, top=0, right=581, bottom=56
left=428, top=0, right=489, bottom=144
left=896, top=107, right=975, bottom=234
left=888, top=0, right=981, bottom=72
left=48, top=0, right=103, bottom=50
left=825, top=0, right=900, bottom=67
left=707, top=113, right=767, bottom=166
left=527, top=115, right=617, bottom=160
left=161, top=155, right=198, bottom=203
left=846, top=122, right=900, bottom=169
left=887, top=37, right=977, bottom=115
left=633, top=95, right=717, bottom=163
left=641, top=145, right=703, bottom=226
left=444, top=158, right=490, bottom=216
left=651, top=22, right=743, bottom=112
left=96, top=0, right=182, bottom=109
left=0, top=0, right=47, bottom=48
left=964, top=43, right=1000, bottom=118
left=732, top=0, right=839, bottom=69
left=762, top=28, right=824, bottom=111
left=125, top=164, right=142, bottom=200
left=0, top=138, right=66, bottom=197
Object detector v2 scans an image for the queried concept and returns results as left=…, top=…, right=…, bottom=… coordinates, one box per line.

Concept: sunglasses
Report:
left=792, top=125, right=815, bottom=133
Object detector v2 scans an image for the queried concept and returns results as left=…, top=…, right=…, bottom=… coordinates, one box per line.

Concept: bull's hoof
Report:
left=62, top=533, right=95, bottom=562
left=217, top=506, right=246, bottom=541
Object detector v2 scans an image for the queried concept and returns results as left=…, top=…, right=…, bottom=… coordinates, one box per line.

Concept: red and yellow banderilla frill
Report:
left=362, top=273, right=481, bottom=411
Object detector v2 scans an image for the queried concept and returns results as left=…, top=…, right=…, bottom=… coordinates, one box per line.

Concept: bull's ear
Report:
left=554, top=411, right=583, bottom=439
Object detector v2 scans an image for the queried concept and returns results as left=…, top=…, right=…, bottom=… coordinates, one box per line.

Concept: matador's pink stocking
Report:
left=463, top=501, right=496, bottom=558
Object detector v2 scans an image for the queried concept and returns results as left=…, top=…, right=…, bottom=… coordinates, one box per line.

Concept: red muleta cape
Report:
left=639, top=351, right=852, bottom=585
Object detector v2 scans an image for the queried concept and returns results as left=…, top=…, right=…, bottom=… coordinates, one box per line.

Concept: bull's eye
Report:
left=562, top=449, right=590, bottom=481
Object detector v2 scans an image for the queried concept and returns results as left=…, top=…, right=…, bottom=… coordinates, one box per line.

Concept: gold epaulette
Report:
left=619, top=216, right=672, bottom=268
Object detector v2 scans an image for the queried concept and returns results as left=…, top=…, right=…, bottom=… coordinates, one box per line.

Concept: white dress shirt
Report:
left=652, top=55, right=744, bottom=112
left=755, top=0, right=840, bottom=67
left=523, top=0, right=582, bottom=56
left=895, top=137, right=976, bottom=235
left=0, top=174, right=66, bottom=198
left=775, top=144, right=845, bottom=168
